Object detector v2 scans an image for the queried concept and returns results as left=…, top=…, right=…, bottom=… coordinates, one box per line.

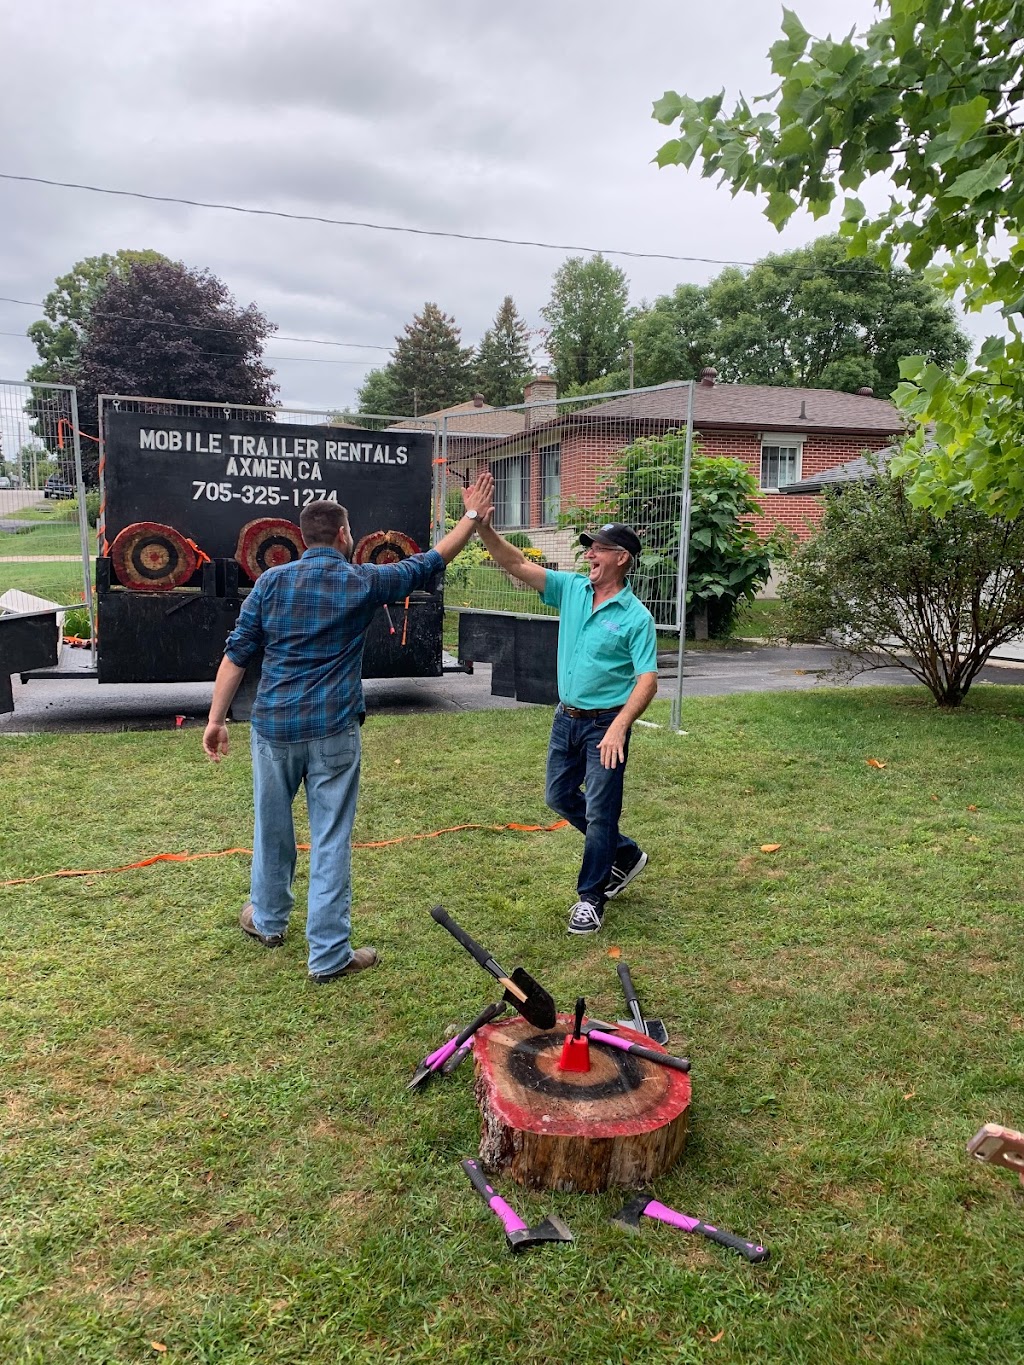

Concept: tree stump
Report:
left=473, top=1015, right=691, bottom=1193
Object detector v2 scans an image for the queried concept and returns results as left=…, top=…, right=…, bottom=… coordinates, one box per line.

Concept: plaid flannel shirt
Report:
left=224, top=545, right=444, bottom=742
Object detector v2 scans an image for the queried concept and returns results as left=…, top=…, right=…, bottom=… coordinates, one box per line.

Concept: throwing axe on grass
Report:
left=616, top=961, right=669, bottom=1046
left=461, top=1159, right=574, bottom=1253
left=612, top=1195, right=769, bottom=1263
left=430, top=906, right=557, bottom=1030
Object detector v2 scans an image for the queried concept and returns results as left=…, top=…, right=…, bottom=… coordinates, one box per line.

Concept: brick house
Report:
left=439, top=370, right=902, bottom=566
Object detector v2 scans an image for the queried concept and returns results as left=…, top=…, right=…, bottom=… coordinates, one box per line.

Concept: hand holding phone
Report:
left=967, top=1123, right=1024, bottom=1185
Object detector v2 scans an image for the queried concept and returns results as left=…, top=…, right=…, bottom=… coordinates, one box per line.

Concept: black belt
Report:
left=560, top=704, right=621, bottom=719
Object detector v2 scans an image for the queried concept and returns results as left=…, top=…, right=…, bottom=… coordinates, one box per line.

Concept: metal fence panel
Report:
left=95, top=396, right=440, bottom=556
left=0, top=379, right=94, bottom=640
left=439, top=381, right=695, bottom=632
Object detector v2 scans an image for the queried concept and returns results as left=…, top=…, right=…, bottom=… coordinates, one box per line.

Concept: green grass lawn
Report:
left=0, top=559, right=93, bottom=604
left=2, top=689, right=1024, bottom=1363
left=731, top=597, right=787, bottom=640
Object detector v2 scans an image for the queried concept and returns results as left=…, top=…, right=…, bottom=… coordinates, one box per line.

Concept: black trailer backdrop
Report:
left=97, top=411, right=443, bottom=686
left=102, top=411, right=433, bottom=558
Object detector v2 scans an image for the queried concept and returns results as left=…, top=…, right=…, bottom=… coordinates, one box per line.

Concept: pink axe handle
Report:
left=424, top=1036, right=460, bottom=1069
left=644, top=1200, right=769, bottom=1262
left=461, top=1160, right=529, bottom=1234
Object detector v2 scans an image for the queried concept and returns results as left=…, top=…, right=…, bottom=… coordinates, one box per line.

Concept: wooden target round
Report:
left=110, top=522, right=199, bottom=591
left=473, top=1014, right=691, bottom=1192
left=234, top=518, right=305, bottom=580
left=352, top=529, right=420, bottom=566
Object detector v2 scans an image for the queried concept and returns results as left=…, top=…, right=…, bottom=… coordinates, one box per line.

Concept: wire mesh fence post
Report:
left=670, top=381, right=695, bottom=733
left=0, top=378, right=93, bottom=629
left=68, top=386, right=96, bottom=652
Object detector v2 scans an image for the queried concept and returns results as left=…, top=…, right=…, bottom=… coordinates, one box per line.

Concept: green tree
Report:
left=354, top=366, right=404, bottom=416
left=473, top=296, right=532, bottom=406
left=27, top=249, right=168, bottom=382
left=652, top=1, right=1024, bottom=514
left=45, top=258, right=276, bottom=480
left=627, top=282, right=717, bottom=388
left=386, top=303, right=474, bottom=415
left=541, top=254, right=630, bottom=392
left=627, top=238, right=966, bottom=394
left=564, top=431, right=778, bottom=634
left=780, top=457, right=1024, bottom=707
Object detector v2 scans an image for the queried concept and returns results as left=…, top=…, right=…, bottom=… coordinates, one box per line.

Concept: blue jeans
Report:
left=249, top=724, right=362, bottom=976
left=545, top=706, right=640, bottom=909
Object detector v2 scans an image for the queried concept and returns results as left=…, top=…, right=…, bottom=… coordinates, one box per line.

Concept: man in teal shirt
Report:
left=477, top=518, right=659, bottom=934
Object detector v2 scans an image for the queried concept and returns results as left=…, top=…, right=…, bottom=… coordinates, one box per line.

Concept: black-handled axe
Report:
left=616, top=961, right=669, bottom=1045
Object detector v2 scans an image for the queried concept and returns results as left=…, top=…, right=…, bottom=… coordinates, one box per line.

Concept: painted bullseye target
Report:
left=234, top=518, right=306, bottom=580
left=473, top=1015, right=691, bottom=1191
left=352, top=529, right=420, bottom=566
left=110, top=521, right=198, bottom=591
left=506, top=1031, right=646, bottom=1102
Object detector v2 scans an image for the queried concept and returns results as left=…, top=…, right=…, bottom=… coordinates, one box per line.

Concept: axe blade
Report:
left=617, top=1017, right=669, bottom=1046
left=507, top=1214, right=575, bottom=1252
left=611, top=1195, right=652, bottom=1232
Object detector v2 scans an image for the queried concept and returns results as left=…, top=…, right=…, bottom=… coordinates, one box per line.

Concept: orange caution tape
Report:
left=0, top=820, right=569, bottom=888
left=185, top=538, right=212, bottom=566
left=57, top=418, right=101, bottom=447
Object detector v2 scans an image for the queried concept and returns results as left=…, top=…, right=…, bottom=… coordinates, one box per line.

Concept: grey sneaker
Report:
left=604, top=850, right=648, bottom=900
left=308, top=947, right=379, bottom=983
left=567, top=901, right=604, bottom=935
left=239, top=903, right=284, bottom=947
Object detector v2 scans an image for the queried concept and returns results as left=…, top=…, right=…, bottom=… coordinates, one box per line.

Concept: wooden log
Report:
left=473, top=1014, right=691, bottom=1193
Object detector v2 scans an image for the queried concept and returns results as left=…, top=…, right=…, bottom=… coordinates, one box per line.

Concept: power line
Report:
left=0, top=295, right=392, bottom=351
left=0, top=171, right=762, bottom=266
left=0, top=329, right=375, bottom=367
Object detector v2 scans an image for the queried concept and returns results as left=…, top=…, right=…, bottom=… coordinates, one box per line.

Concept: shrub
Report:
left=780, top=455, right=1024, bottom=706
left=503, top=530, right=534, bottom=549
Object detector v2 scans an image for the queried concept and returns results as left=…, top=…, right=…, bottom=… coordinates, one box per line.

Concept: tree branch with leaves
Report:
left=653, top=0, right=1024, bottom=514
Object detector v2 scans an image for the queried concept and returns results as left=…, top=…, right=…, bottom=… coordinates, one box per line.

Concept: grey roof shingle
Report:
left=576, top=380, right=902, bottom=435
left=779, top=447, right=893, bottom=494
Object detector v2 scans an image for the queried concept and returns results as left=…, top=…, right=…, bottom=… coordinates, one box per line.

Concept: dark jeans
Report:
left=545, top=705, right=641, bottom=909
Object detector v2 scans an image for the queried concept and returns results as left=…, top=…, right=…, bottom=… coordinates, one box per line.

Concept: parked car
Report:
left=44, top=475, right=76, bottom=499
left=0, top=476, right=11, bottom=489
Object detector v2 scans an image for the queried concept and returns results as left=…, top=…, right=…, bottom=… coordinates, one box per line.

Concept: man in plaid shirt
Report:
left=203, top=472, right=494, bottom=983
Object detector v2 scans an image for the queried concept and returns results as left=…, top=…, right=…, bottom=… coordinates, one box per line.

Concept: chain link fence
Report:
left=436, top=380, right=695, bottom=633
left=0, top=379, right=94, bottom=637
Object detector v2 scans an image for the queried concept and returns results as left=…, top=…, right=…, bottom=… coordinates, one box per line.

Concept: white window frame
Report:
left=491, top=454, right=530, bottom=529
left=760, top=433, right=804, bottom=491
left=540, top=442, right=560, bottom=525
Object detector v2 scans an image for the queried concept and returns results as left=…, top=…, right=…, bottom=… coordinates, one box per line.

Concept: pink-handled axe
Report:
left=612, top=1195, right=769, bottom=1263
left=461, top=1159, right=574, bottom=1253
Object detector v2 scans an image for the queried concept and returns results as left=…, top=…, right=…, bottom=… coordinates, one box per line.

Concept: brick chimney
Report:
left=523, top=369, right=558, bottom=405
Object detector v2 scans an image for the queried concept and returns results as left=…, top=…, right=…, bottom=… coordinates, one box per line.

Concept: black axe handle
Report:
left=616, top=961, right=647, bottom=1032
left=430, top=905, right=528, bottom=1004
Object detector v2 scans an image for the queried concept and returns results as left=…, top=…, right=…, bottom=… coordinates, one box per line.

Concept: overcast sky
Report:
left=0, top=0, right=988, bottom=418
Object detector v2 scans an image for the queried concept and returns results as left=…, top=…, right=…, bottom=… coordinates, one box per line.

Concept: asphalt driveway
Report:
left=2, top=641, right=1022, bottom=734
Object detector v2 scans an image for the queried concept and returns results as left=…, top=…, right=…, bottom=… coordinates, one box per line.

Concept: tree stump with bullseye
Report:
left=473, top=1014, right=691, bottom=1193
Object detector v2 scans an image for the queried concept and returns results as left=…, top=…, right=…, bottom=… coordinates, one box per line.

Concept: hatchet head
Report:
left=507, top=1214, right=575, bottom=1252
left=610, top=1195, right=653, bottom=1232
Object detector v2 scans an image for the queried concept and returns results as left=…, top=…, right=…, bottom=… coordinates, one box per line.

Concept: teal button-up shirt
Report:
left=540, top=570, right=658, bottom=710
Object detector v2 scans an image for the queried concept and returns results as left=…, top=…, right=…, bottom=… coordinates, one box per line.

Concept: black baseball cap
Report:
left=579, top=523, right=642, bottom=558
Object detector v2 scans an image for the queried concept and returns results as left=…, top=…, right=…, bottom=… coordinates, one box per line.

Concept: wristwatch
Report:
left=464, top=508, right=480, bottom=521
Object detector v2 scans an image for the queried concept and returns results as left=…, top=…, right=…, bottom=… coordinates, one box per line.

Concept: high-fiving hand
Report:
left=462, top=470, right=494, bottom=524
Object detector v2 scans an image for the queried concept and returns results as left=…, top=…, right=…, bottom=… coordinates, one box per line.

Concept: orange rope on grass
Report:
left=0, top=820, right=569, bottom=888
